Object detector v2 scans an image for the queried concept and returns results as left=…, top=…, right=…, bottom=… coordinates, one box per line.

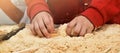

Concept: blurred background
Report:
left=0, top=0, right=30, bottom=24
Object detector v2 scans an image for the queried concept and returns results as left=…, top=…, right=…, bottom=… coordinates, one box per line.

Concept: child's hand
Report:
left=66, top=15, right=94, bottom=37
left=30, top=12, right=54, bottom=38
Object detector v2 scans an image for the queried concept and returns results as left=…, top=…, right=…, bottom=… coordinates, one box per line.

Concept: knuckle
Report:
left=40, top=26, right=45, bottom=30
left=45, top=20, right=50, bottom=25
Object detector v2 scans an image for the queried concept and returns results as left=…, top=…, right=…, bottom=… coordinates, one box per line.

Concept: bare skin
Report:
left=30, top=11, right=94, bottom=37
left=30, top=12, right=54, bottom=38
left=66, top=16, right=94, bottom=37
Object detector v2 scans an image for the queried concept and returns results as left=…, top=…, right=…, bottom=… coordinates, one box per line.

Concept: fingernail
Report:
left=46, top=35, right=50, bottom=38
left=51, top=30, right=56, bottom=34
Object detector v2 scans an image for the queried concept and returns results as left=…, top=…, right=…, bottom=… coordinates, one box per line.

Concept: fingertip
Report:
left=49, top=23, right=55, bottom=33
left=66, top=29, right=71, bottom=36
left=66, top=23, right=74, bottom=36
left=79, top=27, right=87, bottom=36
left=30, top=24, right=36, bottom=35
left=46, top=33, right=51, bottom=38
left=66, top=25, right=69, bottom=33
left=51, top=28, right=55, bottom=34
left=79, top=31, right=86, bottom=37
left=86, top=30, right=91, bottom=33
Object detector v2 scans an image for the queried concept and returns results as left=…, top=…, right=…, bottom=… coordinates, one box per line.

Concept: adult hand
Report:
left=30, top=12, right=55, bottom=38
left=66, top=15, right=94, bottom=37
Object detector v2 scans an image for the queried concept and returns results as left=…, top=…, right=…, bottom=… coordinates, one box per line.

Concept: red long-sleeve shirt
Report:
left=25, top=0, right=120, bottom=27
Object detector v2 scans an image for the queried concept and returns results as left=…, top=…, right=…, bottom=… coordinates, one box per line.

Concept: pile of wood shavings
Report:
left=0, top=24, right=120, bottom=53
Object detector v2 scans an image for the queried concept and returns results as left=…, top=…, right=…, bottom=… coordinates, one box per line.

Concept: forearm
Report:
left=0, top=0, right=23, bottom=23
left=81, top=0, right=119, bottom=27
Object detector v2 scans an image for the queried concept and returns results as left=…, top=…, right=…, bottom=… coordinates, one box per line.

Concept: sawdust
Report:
left=0, top=24, right=120, bottom=53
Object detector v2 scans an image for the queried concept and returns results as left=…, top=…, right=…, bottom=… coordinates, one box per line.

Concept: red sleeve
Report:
left=25, top=0, right=50, bottom=20
left=81, top=0, right=120, bottom=27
